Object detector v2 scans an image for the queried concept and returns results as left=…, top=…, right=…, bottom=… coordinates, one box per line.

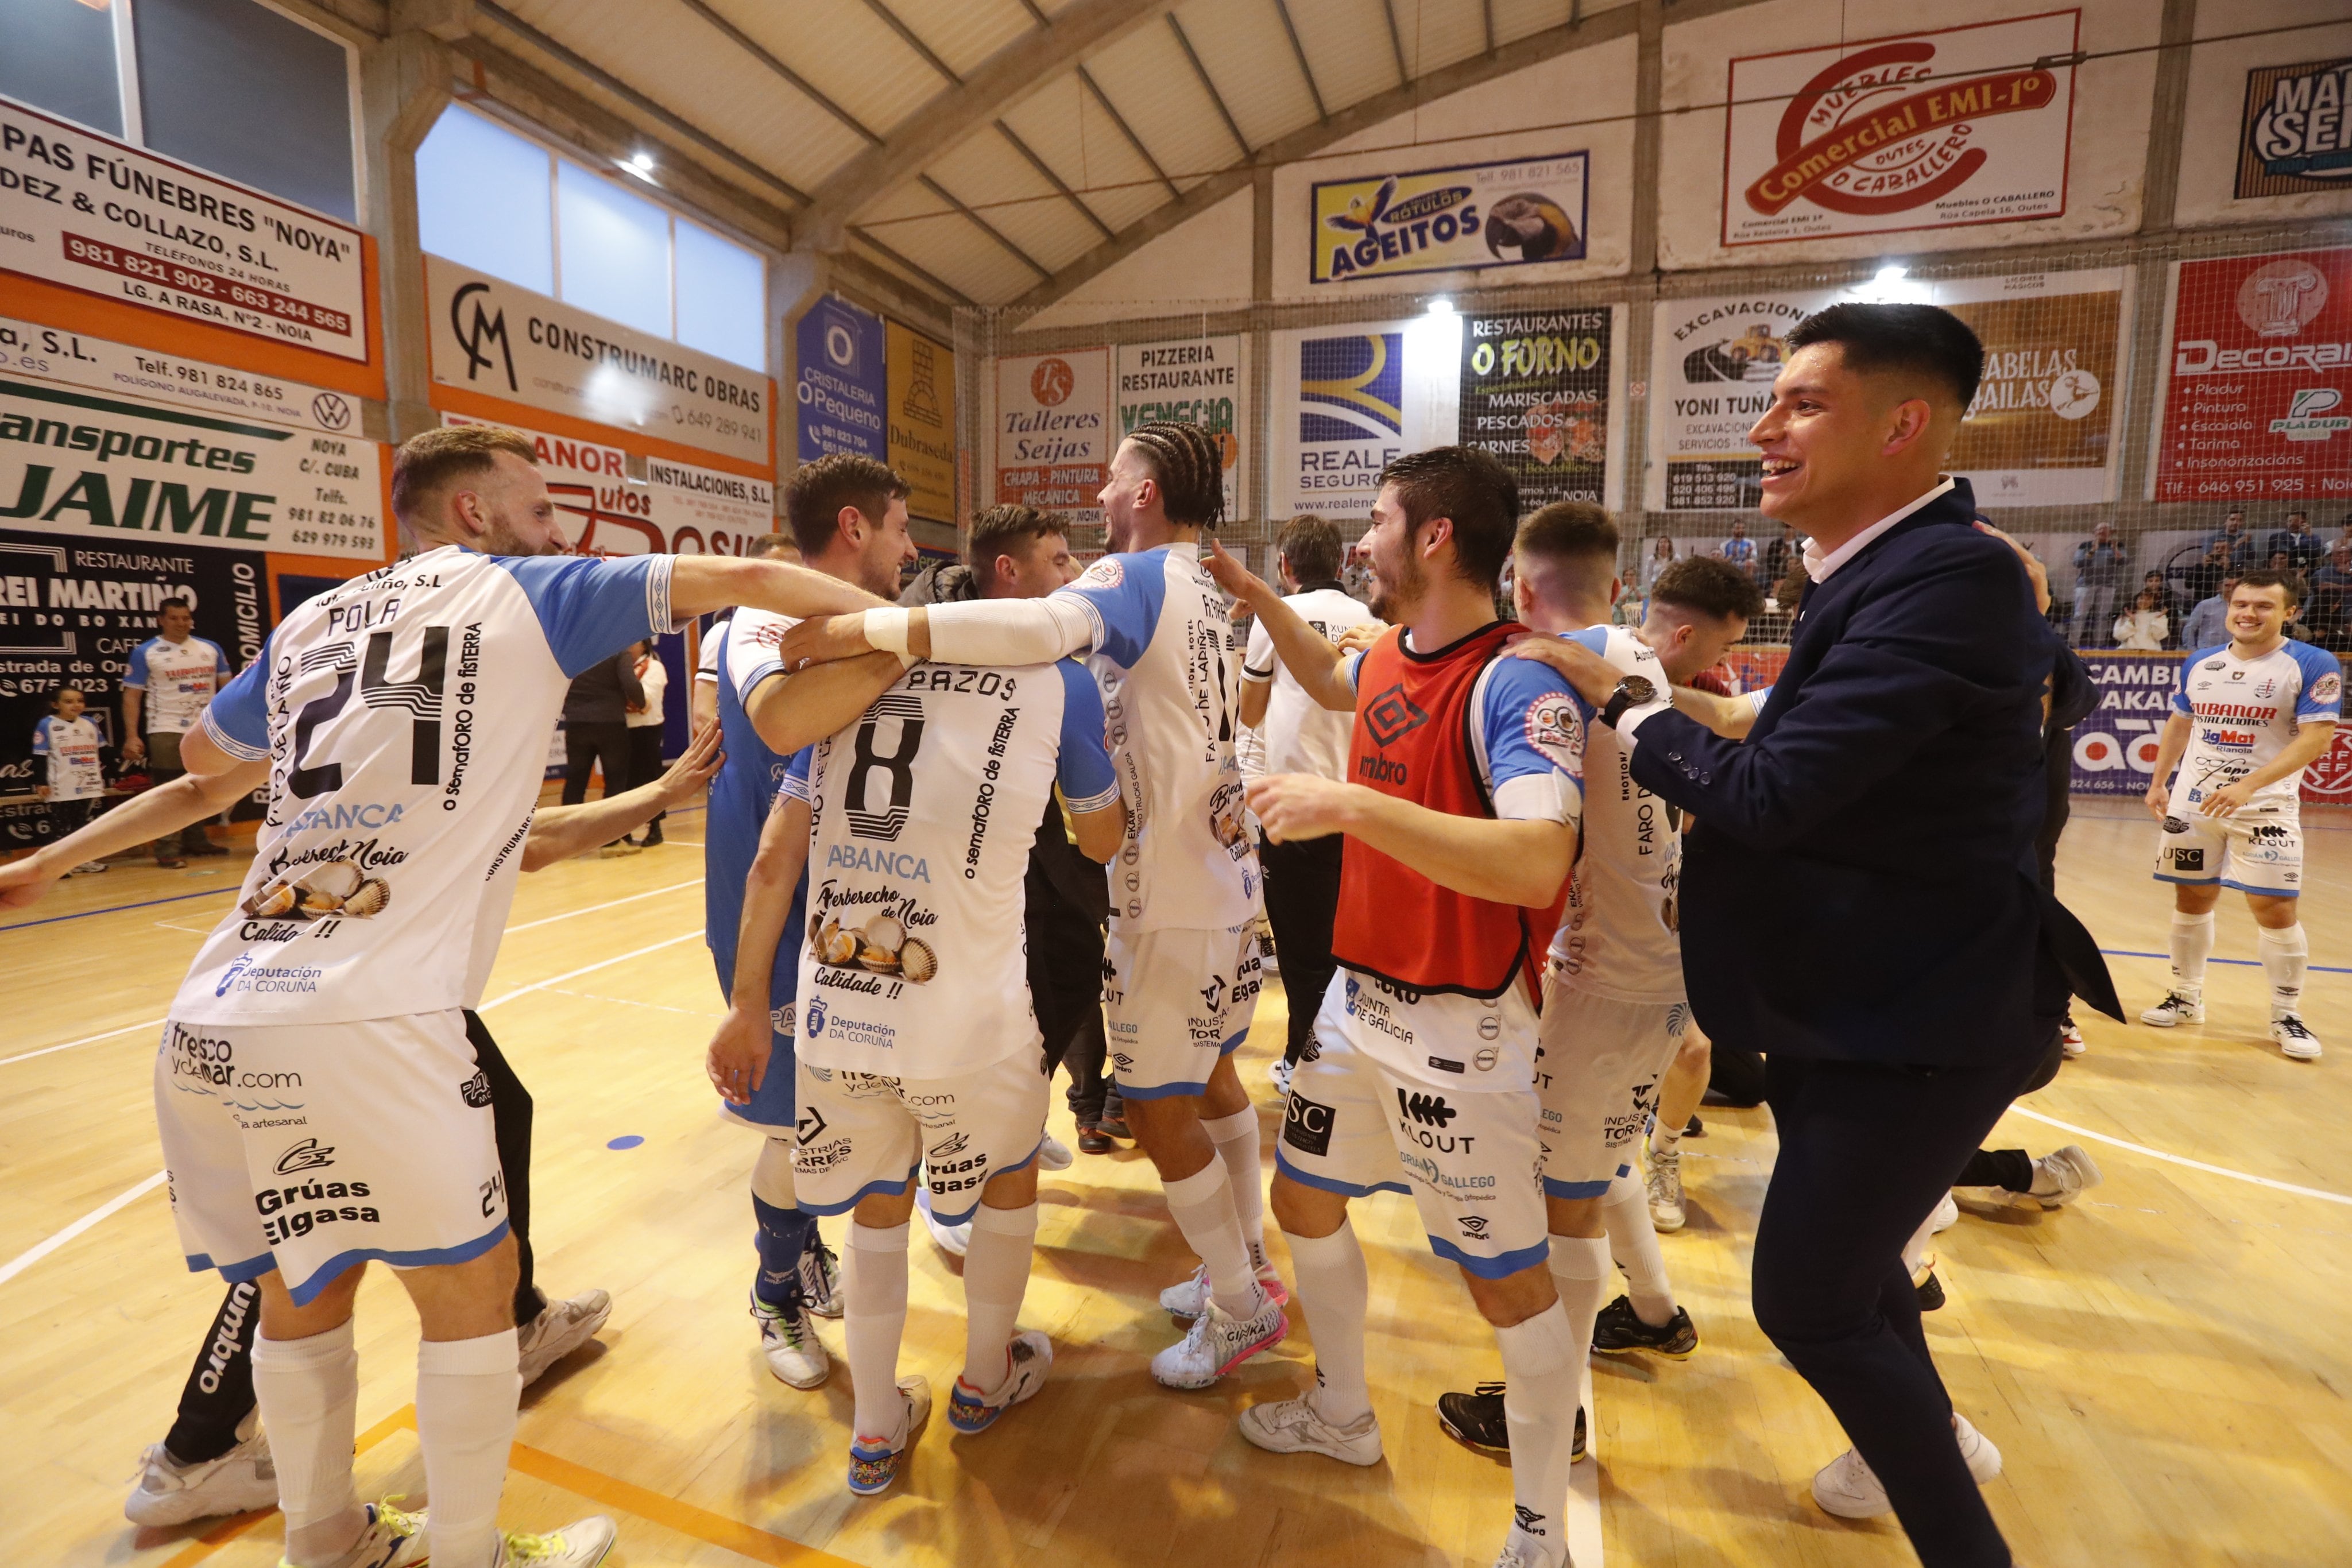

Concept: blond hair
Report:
left=390, top=424, right=539, bottom=525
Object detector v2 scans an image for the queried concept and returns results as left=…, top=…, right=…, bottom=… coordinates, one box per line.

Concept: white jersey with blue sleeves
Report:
left=2170, top=638, right=2343, bottom=813
left=1547, top=625, right=1682, bottom=1003
left=127, top=634, right=233, bottom=734
left=799, top=657, right=1115, bottom=1079
left=1053, top=541, right=1258, bottom=931
left=34, top=714, right=106, bottom=799
left=175, top=545, right=676, bottom=1024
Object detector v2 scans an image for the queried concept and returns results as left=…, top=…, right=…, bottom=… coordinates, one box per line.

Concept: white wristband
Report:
left=864, top=607, right=911, bottom=656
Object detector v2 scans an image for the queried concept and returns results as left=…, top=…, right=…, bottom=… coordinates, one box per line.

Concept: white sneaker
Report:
left=74, top=860, right=110, bottom=875
left=916, top=1185, right=971, bottom=1257
left=1491, top=1520, right=1567, bottom=1568
left=2273, top=1015, right=2323, bottom=1061
left=517, top=1290, right=611, bottom=1386
left=1929, top=1193, right=1959, bottom=1233
left=751, top=1292, right=830, bottom=1388
left=493, top=1513, right=617, bottom=1566
left=800, top=1237, right=843, bottom=1319
left=2059, top=1015, right=2086, bottom=1058
left=1150, top=1290, right=1287, bottom=1389
left=1036, top=1132, right=1074, bottom=1171
left=1268, top=1056, right=1293, bottom=1098
left=126, top=1410, right=279, bottom=1526
left=1646, top=1144, right=1685, bottom=1232
left=2028, top=1145, right=2102, bottom=1207
left=947, top=1329, right=1053, bottom=1435
left=272, top=1499, right=430, bottom=1568
left=1158, top=1261, right=1290, bottom=1319
left=1238, top=1391, right=1383, bottom=1465
left=1812, top=1414, right=2002, bottom=1519
left=2140, top=991, right=2204, bottom=1027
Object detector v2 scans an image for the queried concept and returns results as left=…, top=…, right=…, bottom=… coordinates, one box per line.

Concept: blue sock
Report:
left=753, top=1196, right=815, bottom=1310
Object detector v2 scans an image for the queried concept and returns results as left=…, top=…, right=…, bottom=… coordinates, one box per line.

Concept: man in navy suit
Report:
left=1539, top=303, right=2109, bottom=1568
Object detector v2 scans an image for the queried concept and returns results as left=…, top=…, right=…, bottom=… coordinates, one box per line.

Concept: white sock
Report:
left=751, top=1137, right=796, bottom=1207
left=1496, top=1302, right=1580, bottom=1550
left=960, top=1203, right=1038, bottom=1393
left=1284, top=1221, right=1372, bottom=1426
left=413, top=1328, right=520, bottom=1568
left=1202, top=1108, right=1269, bottom=1270
left=2260, top=923, right=2309, bottom=1019
left=250, top=1321, right=361, bottom=1566
left=1601, top=1172, right=1675, bottom=1326
left=846, top=1221, right=911, bottom=1441
left=1547, top=1233, right=1611, bottom=1364
left=2171, top=911, right=2215, bottom=996
left=1649, top=1116, right=1684, bottom=1161
left=1162, top=1160, right=1262, bottom=1318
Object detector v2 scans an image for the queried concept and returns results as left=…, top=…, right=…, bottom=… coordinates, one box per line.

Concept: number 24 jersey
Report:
left=173, top=547, right=679, bottom=1025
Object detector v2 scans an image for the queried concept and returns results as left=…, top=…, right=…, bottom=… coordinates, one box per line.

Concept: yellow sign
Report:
left=887, top=321, right=956, bottom=523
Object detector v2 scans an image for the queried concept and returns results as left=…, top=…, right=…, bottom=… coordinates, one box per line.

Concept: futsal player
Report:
left=1210, top=447, right=1630, bottom=1568
left=701, top=455, right=922, bottom=1388
left=1427, top=509, right=1758, bottom=1464
left=2140, top=569, right=2341, bottom=1059
left=0, top=424, right=881, bottom=1568
left=779, top=423, right=1285, bottom=1389
left=126, top=727, right=724, bottom=1527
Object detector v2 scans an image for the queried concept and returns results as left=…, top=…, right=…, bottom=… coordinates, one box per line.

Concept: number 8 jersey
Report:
left=798, top=657, right=1117, bottom=1079
left=173, top=546, right=679, bottom=1024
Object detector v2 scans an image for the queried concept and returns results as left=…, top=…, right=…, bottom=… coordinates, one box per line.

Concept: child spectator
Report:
left=33, top=686, right=109, bottom=875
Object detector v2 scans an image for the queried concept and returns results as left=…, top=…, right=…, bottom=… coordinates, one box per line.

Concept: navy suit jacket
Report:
left=1629, top=480, right=2108, bottom=1067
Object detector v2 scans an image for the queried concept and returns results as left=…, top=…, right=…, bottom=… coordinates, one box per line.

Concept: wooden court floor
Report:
left=2, top=794, right=2349, bottom=1567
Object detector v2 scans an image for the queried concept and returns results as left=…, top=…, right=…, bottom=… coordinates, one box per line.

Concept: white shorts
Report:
left=791, top=1049, right=1050, bottom=1225
left=154, top=1010, right=507, bottom=1307
left=1275, top=979, right=1549, bottom=1280
left=1534, top=978, right=1686, bottom=1199
left=1102, top=917, right=1263, bottom=1099
left=2154, top=803, right=2303, bottom=897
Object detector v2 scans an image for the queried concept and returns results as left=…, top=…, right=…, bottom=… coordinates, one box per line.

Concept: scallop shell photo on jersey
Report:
left=899, top=938, right=937, bottom=984
left=242, top=882, right=299, bottom=919
left=862, top=915, right=906, bottom=953
left=821, top=923, right=861, bottom=967
left=342, top=878, right=391, bottom=918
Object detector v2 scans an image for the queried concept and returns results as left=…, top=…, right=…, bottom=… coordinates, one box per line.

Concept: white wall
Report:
left=2175, top=3, right=2352, bottom=230
left=1020, top=189, right=1255, bottom=332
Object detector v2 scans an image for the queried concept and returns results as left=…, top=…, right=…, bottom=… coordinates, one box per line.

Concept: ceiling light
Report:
left=616, top=150, right=657, bottom=182
left=1427, top=296, right=1455, bottom=315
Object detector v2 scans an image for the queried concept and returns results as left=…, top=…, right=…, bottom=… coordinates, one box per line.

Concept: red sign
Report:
left=2155, top=246, right=2352, bottom=503
left=1745, top=59, right=2059, bottom=218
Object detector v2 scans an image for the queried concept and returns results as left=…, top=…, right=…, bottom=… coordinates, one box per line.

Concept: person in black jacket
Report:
left=1539, top=304, right=2116, bottom=1568
left=560, top=648, right=644, bottom=851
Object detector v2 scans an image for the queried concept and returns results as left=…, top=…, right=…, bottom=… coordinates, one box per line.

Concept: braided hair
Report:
left=1123, top=421, right=1227, bottom=529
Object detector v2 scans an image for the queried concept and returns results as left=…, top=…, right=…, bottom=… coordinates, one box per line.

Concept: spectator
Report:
left=2182, top=538, right=2233, bottom=607
left=1240, top=515, right=1376, bottom=1096
left=2269, top=509, right=2324, bottom=575
left=2070, top=521, right=2129, bottom=647
left=560, top=646, right=644, bottom=854
left=1761, top=519, right=1798, bottom=587
left=2310, top=539, right=2352, bottom=648
left=623, top=639, right=671, bottom=847
left=1719, top=518, right=1758, bottom=580
left=2205, top=508, right=2257, bottom=569
left=122, top=597, right=233, bottom=866
left=2113, top=587, right=2169, bottom=651
left=2140, top=569, right=2187, bottom=646
left=32, top=686, right=108, bottom=877
left=1641, top=535, right=1677, bottom=597
left=2182, top=571, right=2240, bottom=652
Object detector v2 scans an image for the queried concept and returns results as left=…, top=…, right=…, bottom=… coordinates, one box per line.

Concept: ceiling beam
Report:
left=920, top=174, right=1054, bottom=280
left=1077, top=64, right=1182, bottom=202
left=849, top=227, right=976, bottom=308
left=857, top=0, right=961, bottom=86
left=1271, top=0, right=1328, bottom=122
left=796, top=0, right=1171, bottom=251
left=1006, top=0, right=1677, bottom=316
left=1167, top=13, right=1250, bottom=160
left=672, top=0, right=881, bottom=146
left=996, top=120, right=1119, bottom=242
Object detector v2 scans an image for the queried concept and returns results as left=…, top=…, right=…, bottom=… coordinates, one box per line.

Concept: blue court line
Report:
left=0, top=885, right=238, bottom=932
left=2102, top=947, right=2352, bottom=974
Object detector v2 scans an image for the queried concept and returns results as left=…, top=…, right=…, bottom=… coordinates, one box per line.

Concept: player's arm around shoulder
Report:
left=1055, top=658, right=1127, bottom=862
left=1205, top=540, right=1353, bottom=712
left=744, top=650, right=908, bottom=757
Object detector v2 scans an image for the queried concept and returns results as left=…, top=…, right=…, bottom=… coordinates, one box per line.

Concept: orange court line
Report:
left=150, top=1406, right=857, bottom=1568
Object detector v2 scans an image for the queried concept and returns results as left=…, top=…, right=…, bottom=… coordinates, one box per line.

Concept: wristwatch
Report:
left=1597, top=675, right=1657, bottom=730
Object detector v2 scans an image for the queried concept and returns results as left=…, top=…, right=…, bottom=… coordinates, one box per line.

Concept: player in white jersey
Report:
left=752, top=651, right=1123, bottom=1493
left=1430, top=506, right=1760, bottom=1462
left=780, top=423, right=1286, bottom=1389
left=2140, top=568, right=2341, bottom=1059
left=124, top=597, right=235, bottom=862
left=0, top=425, right=880, bottom=1568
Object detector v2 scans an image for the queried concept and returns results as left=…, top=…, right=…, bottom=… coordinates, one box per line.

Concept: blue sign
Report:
left=2069, top=651, right=2182, bottom=795
left=795, top=296, right=885, bottom=463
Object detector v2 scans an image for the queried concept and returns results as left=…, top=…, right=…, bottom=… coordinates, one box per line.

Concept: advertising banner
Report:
left=0, top=315, right=360, bottom=435
left=1310, top=153, right=1589, bottom=284
left=441, top=413, right=773, bottom=556
left=1650, top=269, right=2125, bottom=510
left=887, top=320, right=957, bottom=524
left=795, top=295, right=884, bottom=463
left=2153, top=246, right=2352, bottom=504
left=996, top=347, right=1109, bottom=526
left=0, top=528, right=267, bottom=843
left=2237, top=57, right=2352, bottom=199
left=1268, top=317, right=1462, bottom=520
left=425, top=256, right=770, bottom=466
left=1115, top=335, right=1245, bottom=521
left=2064, top=649, right=2352, bottom=802
left=1458, top=308, right=1611, bottom=509
left=0, top=98, right=368, bottom=361
left=1, top=377, right=383, bottom=559
left=1721, top=11, right=2079, bottom=249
